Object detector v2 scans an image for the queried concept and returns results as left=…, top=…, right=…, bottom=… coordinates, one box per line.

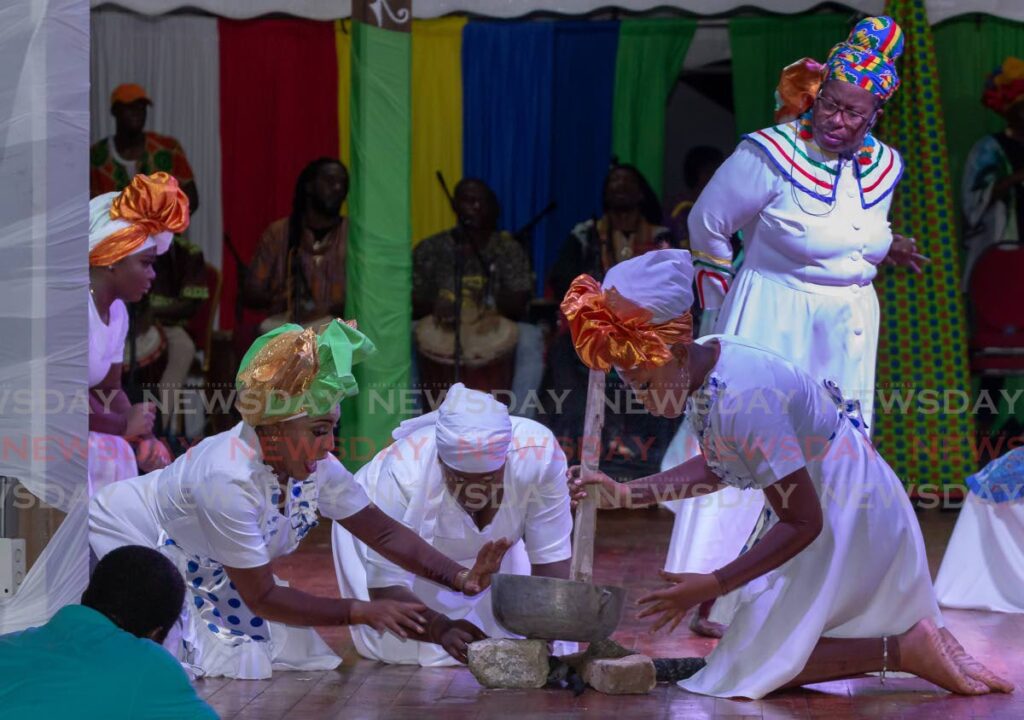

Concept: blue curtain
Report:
left=547, top=21, right=619, bottom=295
left=463, top=22, right=555, bottom=296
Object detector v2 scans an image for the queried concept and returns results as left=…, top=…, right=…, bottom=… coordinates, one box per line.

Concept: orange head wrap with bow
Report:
left=88, top=172, right=190, bottom=266
left=561, top=250, right=697, bottom=372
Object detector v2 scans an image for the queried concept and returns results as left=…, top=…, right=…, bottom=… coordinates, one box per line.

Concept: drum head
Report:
left=415, top=311, right=518, bottom=368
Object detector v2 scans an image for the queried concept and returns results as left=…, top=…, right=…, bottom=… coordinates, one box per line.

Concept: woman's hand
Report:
left=136, top=437, right=172, bottom=472
left=438, top=619, right=488, bottom=663
left=882, top=233, right=930, bottom=274
left=637, top=571, right=723, bottom=634
left=567, top=465, right=631, bottom=510
left=350, top=598, right=429, bottom=639
left=460, top=538, right=513, bottom=596
left=125, top=402, right=156, bottom=439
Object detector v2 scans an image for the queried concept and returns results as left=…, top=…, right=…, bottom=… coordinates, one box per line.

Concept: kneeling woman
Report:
left=563, top=250, right=1013, bottom=699
left=90, top=320, right=509, bottom=679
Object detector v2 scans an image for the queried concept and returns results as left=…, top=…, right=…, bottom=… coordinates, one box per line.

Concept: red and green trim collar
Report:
left=743, top=116, right=903, bottom=209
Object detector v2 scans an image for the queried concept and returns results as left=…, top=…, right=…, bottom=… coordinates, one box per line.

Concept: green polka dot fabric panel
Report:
left=875, top=0, right=976, bottom=491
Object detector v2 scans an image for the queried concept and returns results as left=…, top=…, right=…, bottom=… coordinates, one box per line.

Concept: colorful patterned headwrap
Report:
left=561, top=250, right=695, bottom=372
left=982, top=57, right=1024, bottom=116
left=88, top=172, right=189, bottom=266
left=235, top=318, right=376, bottom=426
left=825, top=16, right=904, bottom=103
left=775, top=58, right=826, bottom=123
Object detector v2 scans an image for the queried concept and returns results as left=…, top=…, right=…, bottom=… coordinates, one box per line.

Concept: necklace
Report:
left=614, top=231, right=635, bottom=261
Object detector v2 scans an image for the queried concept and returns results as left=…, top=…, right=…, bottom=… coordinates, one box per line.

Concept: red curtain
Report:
left=218, top=18, right=339, bottom=331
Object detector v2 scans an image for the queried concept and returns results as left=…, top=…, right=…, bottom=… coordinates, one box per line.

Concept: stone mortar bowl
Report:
left=490, top=573, right=626, bottom=642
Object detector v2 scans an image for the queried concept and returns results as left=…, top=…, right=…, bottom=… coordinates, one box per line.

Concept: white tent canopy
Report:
left=93, top=0, right=1024, bottom=24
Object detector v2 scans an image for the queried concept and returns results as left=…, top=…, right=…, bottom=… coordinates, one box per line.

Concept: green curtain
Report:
left=611, top=18, right=695, bottom=197
left=344, top=22, right=412, bottom=470
left=874, top=0, right=976, bottom=489
left=729, top=13, right=852, bottom=136
left=934, top=15, right=1024, bottom=226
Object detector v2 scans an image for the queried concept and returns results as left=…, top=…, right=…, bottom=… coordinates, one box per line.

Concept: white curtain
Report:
left=90, top=0, right=886, bottom=20
left=90, top=7, right=222, bottom=274
left=89, top=0, right=1024, bottom=24
left=0, top=0, right=90, bottom=632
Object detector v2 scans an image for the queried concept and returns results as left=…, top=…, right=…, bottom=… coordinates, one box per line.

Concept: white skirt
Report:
left=660, top=266, right=880, bottom=575
left=679, top=420, right=941, bottom=699
left=934, top=493, right=1024, bottom=613
left=89, top=475, right=339, bottom=680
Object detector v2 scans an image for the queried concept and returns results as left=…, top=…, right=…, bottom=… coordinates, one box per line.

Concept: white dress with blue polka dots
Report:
left=89, top=422, right=371, bottom=679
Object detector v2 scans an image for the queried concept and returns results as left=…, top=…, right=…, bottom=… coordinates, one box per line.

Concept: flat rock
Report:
left=467, top=638, right=550, bottom=689
left=583, top=654, right=657, bottom=695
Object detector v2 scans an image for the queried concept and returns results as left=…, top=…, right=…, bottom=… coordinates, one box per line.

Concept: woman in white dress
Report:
left=934, top=448, right=1024, bottom=613
left=333, top=383, right=574, bottom=666
left=660, top=17, right=930, bottom=635
left=562, top=250, right=1012, bottom=699
left=89, top=320, right=509, bottom=679
left=88, top=173, right=188, bottom=492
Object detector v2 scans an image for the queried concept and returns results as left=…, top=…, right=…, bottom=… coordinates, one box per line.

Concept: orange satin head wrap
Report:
left=88, top=172, right=190, bottom=267
left=774, top=58, right=826, bottom=123
left=560, top=274, right=693, bottom=372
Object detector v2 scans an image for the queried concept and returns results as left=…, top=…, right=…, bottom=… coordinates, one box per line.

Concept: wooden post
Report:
left=570, top=369, right=606, bottom=584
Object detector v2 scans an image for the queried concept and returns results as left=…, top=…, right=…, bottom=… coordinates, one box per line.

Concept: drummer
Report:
left=332, top=383, right=574, bottom=665
left=412, top=179, right=543, bottom=416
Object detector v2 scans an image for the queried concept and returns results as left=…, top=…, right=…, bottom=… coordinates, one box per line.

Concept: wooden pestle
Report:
left=569, top=368, right=607, bottom=584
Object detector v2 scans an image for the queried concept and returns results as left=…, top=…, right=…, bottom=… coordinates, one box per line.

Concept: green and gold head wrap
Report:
left=235, top=318, right=376, bottom=426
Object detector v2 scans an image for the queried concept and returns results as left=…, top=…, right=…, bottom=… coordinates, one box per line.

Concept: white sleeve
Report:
left=519, top=442, right=573, bottom=566
left=316, top=455, right=371, bottom=520
left=193, top=474, right=272, bottom=569
left=690, top=142, right=778, bottom=310
left=363, top=459, right=417, bottom=590
left=107, top=300, right=129, bottom=368
left=713, top=387, right=807, bottom=490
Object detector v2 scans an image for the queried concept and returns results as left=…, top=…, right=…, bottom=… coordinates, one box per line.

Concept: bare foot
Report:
left=938, top=627, right=1015, bottom=694
left=688, top=610, right=726, bottom=639
left=897, top=619, right=989, bottom=695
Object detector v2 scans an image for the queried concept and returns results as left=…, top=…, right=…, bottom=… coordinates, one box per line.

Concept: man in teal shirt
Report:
left=0, top=545, right=217, bottom=719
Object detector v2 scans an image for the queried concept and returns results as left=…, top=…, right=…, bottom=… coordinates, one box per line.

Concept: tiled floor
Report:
left=198, top=508, right=1023, bottom=719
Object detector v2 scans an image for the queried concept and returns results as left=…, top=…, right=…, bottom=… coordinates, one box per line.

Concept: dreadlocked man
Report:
left=243, top=157, right=349, bottom=333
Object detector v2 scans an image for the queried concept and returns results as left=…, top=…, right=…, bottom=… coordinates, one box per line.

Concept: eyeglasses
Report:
left=815, top=94, right=873, bottom=125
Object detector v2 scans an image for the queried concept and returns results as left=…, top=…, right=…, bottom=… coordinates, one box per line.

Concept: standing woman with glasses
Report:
left=659, top=16, right=931, bottom=638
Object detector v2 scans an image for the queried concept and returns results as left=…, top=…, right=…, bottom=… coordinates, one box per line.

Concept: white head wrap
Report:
left=392, top=383, right=512, bottom=473
left=88, top=191, right=173, bottom=259
left=600, top=249, right=694, bottom=322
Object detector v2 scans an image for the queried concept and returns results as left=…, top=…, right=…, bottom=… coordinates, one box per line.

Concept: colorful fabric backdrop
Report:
left=875, top=0, right=976, bottom=490
left=209, top=15, right=696, bottom=322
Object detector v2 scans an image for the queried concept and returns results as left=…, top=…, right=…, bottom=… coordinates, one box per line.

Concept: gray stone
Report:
left=467, top=639, right=550, bottom=689
left=582, top=654, right=657, bottom=695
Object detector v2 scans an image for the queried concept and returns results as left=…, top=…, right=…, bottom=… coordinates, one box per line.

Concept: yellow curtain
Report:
left=335, top=19, right=352, bottom=172
left=411, top=17, right=465, bottom=245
